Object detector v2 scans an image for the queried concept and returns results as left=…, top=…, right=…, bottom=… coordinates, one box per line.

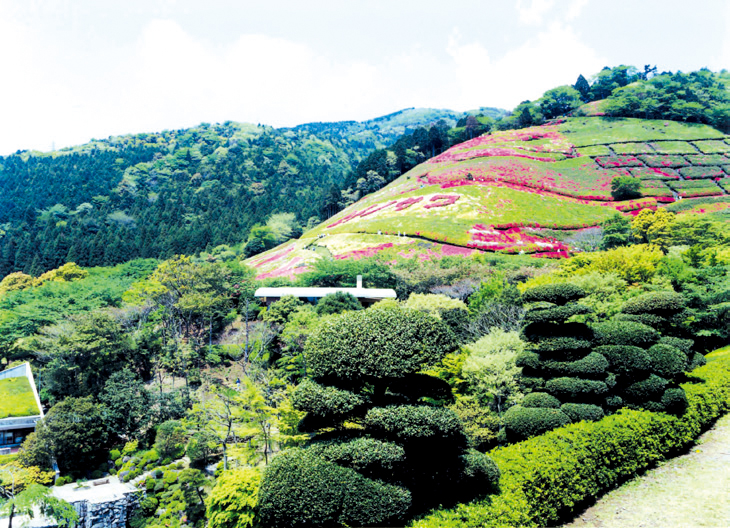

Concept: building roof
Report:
left=254, top=286, right=397, bottom=301
left=0, top=362, right=43, bottom=425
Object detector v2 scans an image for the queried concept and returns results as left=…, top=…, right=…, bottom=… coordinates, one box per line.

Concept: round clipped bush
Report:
left=661, top=388, right=689, bottom=415
left=364, top=406, right=464, bottom=446
left=534, top=337, right=593, bottom=356
left=593, top=345, right=652, bottom=376
left=647, top=344, right=688, bottom=378
left=291, top=379, right=368, bottom=418
left=659, top=336, right=694, bottom=356
left=306, top=308, right=458, bottom=381
left=541, top=352, right=609, bottom=378
left=621, top=291, right=686, bottom=316
left=258, top=448, right=411, bottom=527
left=593, top=320, right=660, bottom=347
left=523, top=304, right=592, bottom=324
left=459, top=449, right=500, bottom=489
left=503, top=406, right=571, bottom=441
left=604, top=395, right=623, bottom=410
left=545, top=377, right=608, bottom=401
left=522, top=392, right=561, bottom=409
left=624, top=374, right=668, bottom=401
left=308, top=438, right=405, bottom=477
left=516, top=351, right=541, bottom=370
left=522, top=283, right=586, bottom=306
left=520, top=376, right=546, bottom=392
left=613, top=313, right=666, bottom=327
left=560, top=403, right=605, bottom=423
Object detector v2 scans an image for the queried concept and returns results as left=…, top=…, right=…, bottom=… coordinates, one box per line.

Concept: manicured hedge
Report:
left=623, top=374, right=668, bottom=401
left=409, top=350, right=730, bottom=528
left=540, top=352, right=609, bottom=378
left=545, top=377, right=608, bottom=401
left=291, top=379, right=368, bottom=418
left=259, top=448, right=411, bottom=527
left=559, top=403, right=604, bottom=423
left=523, top=304, right=592, bottom=324
left=521, top=284, right=586, bottom=306
left=593, top=320, right=659, bottom=347
left=594, top=345, right=652, bottom=376
left=658, top=336, right=694, bottom=356
left=308, top=437, right=405, bottom=477
left=521, top=392, right=561, bottom=409
left=534, top=337, right=593, bottom=356
left=621, top=291, right=686, bottom=316
left=503, top=406, right=571, bottom=442
left=364, top=406, right=465, bottom=445
left=647, top=344, right=687, bottom=378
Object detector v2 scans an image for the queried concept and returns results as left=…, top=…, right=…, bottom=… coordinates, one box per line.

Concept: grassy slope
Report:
left=0, top=376, right=39, bottom=418
left=246, top=117, right=730, bottom=279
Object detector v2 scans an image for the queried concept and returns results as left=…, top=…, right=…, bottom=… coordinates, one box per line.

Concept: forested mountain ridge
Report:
left=0, top=107, right=504, bottom=277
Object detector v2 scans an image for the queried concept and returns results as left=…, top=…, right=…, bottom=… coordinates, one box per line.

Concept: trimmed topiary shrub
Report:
left=308, top=438, right=405, bottom=478
left=621, top=291, right=686, bottom=316
left=523, top=304, right=592, bottom=324
left=258, top=449, right=412, bottom=528
left=688, top=352, right=707, bottom=371
left=306, top=308, right=458, bottom=381
left=593, top=320, right=660, bottom=347
left=540, top=352, right=609, bottom=378
left=291, top=380, right=369, bottom=418
left=613, top=313, right=666, bottom=327
left=521, top=284, right=586, bottom=306
left=459, top=450, right=500, bottom=489
left=647, top=344, right=688, bottom=378
left=515, top=351, right=541, bottom=370
left=659, top=336, right=694, bottom=356
left=364, top=406, right=465, bottom=447
left=661, top=388, right=689, bottom=415
left=522, top=392, right=561, bottom=409
left=503, top=406, right=571, bottom=441
left=545, top=377, right=608, bottom=401
left=624, top=374, right=668, bottom=401
left=594, top=345, right=652, bottom=377
left=560, top=403, right=604, bottom=423
left=535, top=338, right=593, bottom=357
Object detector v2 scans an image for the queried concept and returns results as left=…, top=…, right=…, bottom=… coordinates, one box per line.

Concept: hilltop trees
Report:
left=257, top=305, right=499, bottom=526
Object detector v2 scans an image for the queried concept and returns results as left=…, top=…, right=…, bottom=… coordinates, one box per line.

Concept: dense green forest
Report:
left=0, top=108, right=504, bottom=277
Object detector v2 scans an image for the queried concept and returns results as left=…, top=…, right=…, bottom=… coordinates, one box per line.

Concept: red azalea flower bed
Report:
left=429, top=147, right=561, bottom=164
left=327, top=194, right=460, bottom=228
left=678, top=166, right=725, bottom=179
left=638, top=155, right=691, bottom=168
left=255, top=257, right=308, bottom=280
left=629, top=167, right=680, bottom=180
left=334, top=243, right=396, bottom=260
left=686, top=154, right=730, bottom=166
left=423, top=161, right=614, bottom=201
left=679, top=188, right=724, bottom=198
left=251, top=246, right=296, bottom=268
left=594, top=155, right=643, bottom=168
left=423, top=194, right=460, bottom=208
left=614, top=198, right=657, bottom=212
left=467, top=224, right=572, bottom=255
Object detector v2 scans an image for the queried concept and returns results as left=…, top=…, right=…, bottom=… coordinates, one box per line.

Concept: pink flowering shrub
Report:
left=393, top=196, right=423, bottom=210
left=638, top=155, right=691, bottom=168
left=466, top=224, right=572, bottom=256
left=678, top=166, right=725, bottom=179
left=334, top=243, right=396, bottom=260
left=423, top=195, right=460, bottom=208
left=629, top=167, right=680, bottom=180
left=251, top=246, right=296, bottom=268
left=594, top=156, right=643, bottom=168
left=686, top=154, right=730, bottom=166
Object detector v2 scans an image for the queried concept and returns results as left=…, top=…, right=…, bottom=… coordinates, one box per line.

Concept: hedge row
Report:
left=409, top=350, right=730, bottom=528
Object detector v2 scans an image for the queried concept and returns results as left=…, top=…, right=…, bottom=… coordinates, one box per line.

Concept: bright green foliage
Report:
left=404, top=293, right=467, bottom=320
left=409, top=349, right=730, bottom=528
left=0, top=376, right=40, bottom=418
left=539, top=86, right=583, bottom=119
left=0, top=272, right=34, bottom=296
left=258, top=448, right=412, bottom=528
left=262, top=295, right=305, bottom=325
left=206, top=468, right=261, bottom=528
left=559, top=244, right=664, bottom=283
left=631, top=208, right=676, bottom=248
left=449, top=398, right=502, bottom=450
left=0, top=484, right=78, bottom=528
left=314, top=291, right=362, bottom=316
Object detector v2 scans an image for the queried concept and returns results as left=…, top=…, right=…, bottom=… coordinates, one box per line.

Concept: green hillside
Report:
left=247, top=117, right=730, bottom=279
left=0, top=376, right=40, bottom=419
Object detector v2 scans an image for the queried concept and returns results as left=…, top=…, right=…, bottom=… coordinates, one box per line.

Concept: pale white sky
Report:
left=0, top=0, right=728, bottom=155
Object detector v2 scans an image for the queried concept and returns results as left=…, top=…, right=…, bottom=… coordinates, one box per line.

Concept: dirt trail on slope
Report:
left=561, top=412, right=730, bottom=528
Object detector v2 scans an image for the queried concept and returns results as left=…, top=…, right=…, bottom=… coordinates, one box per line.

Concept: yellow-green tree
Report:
left=631, top=209, right=676, bottom=249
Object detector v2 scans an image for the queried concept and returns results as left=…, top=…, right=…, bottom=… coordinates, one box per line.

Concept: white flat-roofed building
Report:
left=255, top=275, right=396, bottom=307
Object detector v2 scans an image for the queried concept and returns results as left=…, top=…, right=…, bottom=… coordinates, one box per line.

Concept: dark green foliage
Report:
left=601, top=214, right=631, bottom=250
left=521, top=392, right=561, bottom=409
left=291, top=380, right=368, bottom=418
left=593, top=320, right=660, bottom=347
left=440, top=308, right=471, bottom=344
left=688, top=352, right=708, bottom=371
left=613, top=312, right=666, bottom=327
left=659, top=336, right=694, bottom=356
left=258, top=448, right=411, bottom=528
left=308, top=438, right=405, bottom=477
left=522, top=322, right=594, bottom=342
left=459, top=450, right=500, bottom=489
left=611, top=175, right=642, bottom=200
left=364, top=406, right=465, bottom=446
left=593, top=345, right=653, bottom=377
left=540, top=352, right=609, bottom=378
left=315, top=291, right=362, bottom=316
left=559, top=403, right=604, bottom=423
left=515, top=351, right=541, bottom=370
left=523, top=304, right=592, bottom=324
left=604, top=395, right=624, bottom=409
left=534, top=337, right=593, bottom=357
left=520, top=376, right=546, bottom=392
left=647, top=344, right=688, bottom=378
left=99, top=369, right=151, bottom=440
left=306, top=308, right=458, bottom=381
left=621, top=291, right=686, bottom=315
left=661, top=388, right=689, bottom=415
left=521, top=284, right=586, bottom=305
left=624, top=374, right=668, bottom=401
left=545, top=377, right=608, bottom=401
left=503, top=406, right=571, bottom=442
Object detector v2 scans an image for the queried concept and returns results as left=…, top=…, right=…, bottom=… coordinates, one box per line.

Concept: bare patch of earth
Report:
left=562, top=412, right=730, bottom=528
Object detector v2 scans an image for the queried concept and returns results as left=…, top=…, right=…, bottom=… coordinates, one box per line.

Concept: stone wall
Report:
left=71, top=489, right=143, bottom=528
